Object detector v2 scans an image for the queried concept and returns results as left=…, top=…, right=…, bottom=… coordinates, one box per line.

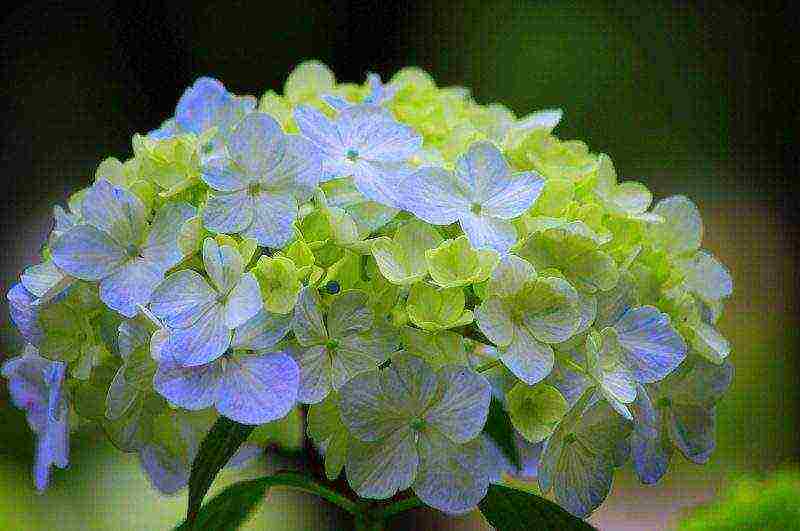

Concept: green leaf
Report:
left=478, top=484, right=595, bottom=530
left=187, top=416, right=256, bottom=524
left=483, top=398, right=521, bottom=470
left=175, top=471, right=361, bottom=530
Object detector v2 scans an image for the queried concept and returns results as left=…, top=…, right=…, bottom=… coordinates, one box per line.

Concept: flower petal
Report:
left=424, top=365, right=491, bottom=443
left=649, top=195, right=702, bottom=255
left=293, top=104, right=344, bottom=157
left=81, top=179, right=147, bottom=246
left=215, top=352, right=299, bottom=424
left=614, top=306, right=687, bottom=383
left=149, top=270, right=217, bottom=329
left=231, top=310, right=292, bottom=351
left=413, top=430, right=489, bottom=515
left=153, top=359, right=222, bottom=410
left=500, top=324, right=555, bottom=385
left=475, top=297, right=514, bottom=347
left=402, top=166, right=471, bottom=225
left=202, top=191, right=255, bottom=236
left=222, top=273, right=262, bottom=329
left=327, top=290, right=372, bottom=339
left=345, top=429, right=418, bottom=499
left=51, top=225, right=127, bottom=281
left=242, top=191, right=298, bottom=248
left=203, top=239, right=244, bottom=295
left=482, top=171, right=545, bottom=220
left=460, top=213, right=518, bottom=255
left=292, top=287, right=328, bottom=346
left=228, top=113, right=286, bottom=175
left=8, top=284, right=43, bottom=345
left=99, top=258, right=162, bottom=317
left=141, top=202, right=197, bottom=271
left=291, top=344, right=331, bottom=404
left=162, top=306, right=231, bottom=366
left=201, top=156, right=251, bottom=192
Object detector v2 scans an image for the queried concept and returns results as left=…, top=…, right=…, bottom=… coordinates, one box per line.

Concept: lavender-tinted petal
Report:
left=615, top=306, right=687, bottom=383
left=149, top=270, right=217, bottom=329
left=99, top=259, right=162, bottom=318
left=163, top=306, right=231, bottom=366
left=141, top=202, right=197, bottom=271
left=81, top=179, right=147, bottom=246
left=229, top=112, right=287, bottom=176
left=402, top=166, right=471, bottom=225
left=242, top=191, right=297, bottom=248
left=153, top=359, right=221, bottom=410
left=232, top=310, right=292, bottom=351
left=221, top=273, right=262, bottom=329
left=51, top=225, right=127, bottom=281
left=460, top=213, right=518, bottom=255
left=424, top=365, right=491, bottom=443
left=202, top=191, right=255, bottom=236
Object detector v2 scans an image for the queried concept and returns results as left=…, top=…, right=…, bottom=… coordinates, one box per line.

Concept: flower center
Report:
left=656, top=397, right=672, bottom=409
left=247, top=183, right=262, bottom=196
left=564, top=432, right=577, bottom=445
left=470, top=203, right=483, bottom=215
left=410, top=418, right=426, bottom=432
left=345, top=149, right=359, bottom=163
left=201, top=141, right=214, bottom=155
left=126, top=244, right=141, bottom=258
left=326, top=339, right=339, bottom=352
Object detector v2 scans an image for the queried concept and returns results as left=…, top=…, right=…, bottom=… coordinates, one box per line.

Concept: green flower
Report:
left=426, top=236, right=499, bottom=288
left=406, top=283, right=474, bottom=332
left=371, top=220, right=444, bottom=285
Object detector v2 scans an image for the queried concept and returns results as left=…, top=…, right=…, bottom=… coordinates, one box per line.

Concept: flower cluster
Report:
left=3, top=61, right=733, bottom=518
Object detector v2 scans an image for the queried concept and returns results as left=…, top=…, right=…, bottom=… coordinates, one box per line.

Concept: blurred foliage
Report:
left=677, top=469, right=800, bottom=531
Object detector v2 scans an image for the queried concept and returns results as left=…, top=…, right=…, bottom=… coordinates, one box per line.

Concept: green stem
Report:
left=475, top=359, right=502, bottom=373
left=266, top=471, right=361, bottom=515
left=372, top=496, right=424, bottom=520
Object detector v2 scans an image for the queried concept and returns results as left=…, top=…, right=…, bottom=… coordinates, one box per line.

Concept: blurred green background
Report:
left=1, top=1, right=796, bottom=529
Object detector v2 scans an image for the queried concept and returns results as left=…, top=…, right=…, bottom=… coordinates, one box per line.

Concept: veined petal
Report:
left=424, top=365, right=491, bottom=443
left=475, top=297, right=514, bottom=347
left=163, top=306, right=231, bottom=366
left=203, top=239, right=244, bottom=295
left=21, top=261, right=68, bottom=299
left=99, top=258, right=162, bottom=317
left=222, top=273, right=262, bottom=329
left=228, top=112, right=286, bottom=176
left=149, top=270, right=217, bottom=329
left=175, top=77, right=228, bottom=134
left=615, top=306, right=687, bottom=383
left=202, top=191, right=255, bottom=236
left=500, top=324, right=555, bottom=385
left=8, top=284, right=43, bottom=345
left=270, top=135, right=322, bottom=198
left=141, top=202, right=197, bottom=271
left=153, top=359, right=221, bottom=410
left=242, top=191, right=297, bottom=248
left=292, top=287, right=328, bottom=346
left=81, top=180, right=147, bottom=246
left=414, top=430, right=489, bottom=515
left=327, top=290, right=372, bottom=339
left=346, top=430, right=418, bottom=499
left=292, top=344, right=331, bottom=404
left=215, top=352, right=299, bottom=424
left=667, top=403, right=716, bottom=464
left=482, top=171, right=545, bottom=220
left=649, top=195, right=702, bottom=255
left=139, top=443, right=188, bottom=495
left=201, top=156, right=251, bottom=192
left=231, top=310, right=292, bottom=351
left=487, top=254, right=537, bottom=298
left=682, top=250, right=733, bottom=302
left=51, top=225, right=127, bottom=281
left=454, top=142, right=509, bottom=203
left=293, top=104, right=344, bottom=156
left=402, top=166, right=471, bottom=225
left=341, top=108, right=422, bottom=163
left=460, top=213, right=518, bottom=255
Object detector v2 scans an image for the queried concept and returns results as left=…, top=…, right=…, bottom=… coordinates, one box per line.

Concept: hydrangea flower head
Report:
left=2, top=63, right=736, bottom=524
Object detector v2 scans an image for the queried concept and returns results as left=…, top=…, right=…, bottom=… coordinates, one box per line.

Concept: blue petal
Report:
left=34, top=405, right=69, bottom=491
left=338, top=106, right=422, bottom=163
left=215, top=352, right=299, bottom=424
left=667, top=403, right=716, bottom=464
left=271, top=135, right=323, bottom=200
left=141, top=202, right=197, bottom=271
left=147, top=118, right=178, bottom=140
left=203, top=239, right=244, bottom=295
left=672, top=358, right=733, bottom=407
left=615, top=306, right=687, bottom=383
left=402, top=166, right=471, bottom=225
left=228, top=112, right=287, bottom=176
left=149, top=270, right=217, bottom=329
left=460, top=213, right=518, bottom=255
left=293, top=104, right=344, bottom=157
left=51, top=225, right=127, bottom=281
left=454, top=142, right=509, bottom=203
left=80, top=179, right=147, bottom=246
left=175, top=77, right=228, bottom=134
left=138, top=443, right=189, bottom=495
left=202, top=191, right=255, bottom=236
left=241, top=191, right=297, bottom=248
left=201, top=156, right=252, bottom=192
left=424, top=365, right=491, bottom=443
left=321, top=94, right=351, bottom=111
left=99, top=259, right=162, bottom=317
left=7, top=284, right=43, bottom=345
left=153, top=359, right=221, bottom=410
left=221, top=273, right=262, bottom=329
left=482, top=171, right=545, bottom=220
left=162, top=306, right=231, bottom=366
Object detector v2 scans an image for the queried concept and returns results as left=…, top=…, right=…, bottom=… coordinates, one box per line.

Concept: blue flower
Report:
left=154, top=310, right=299, bottom=424
left=51, top=180, right=196, bottom=317
left=200, top=112, right=321, bottom=248
left=403, top=141, right=545, bottom=254
left=149, top=77, right=256, bottom=161
left=149, top=238, right=262, bottom=366
left=7, top=284, right=43, bottom=345
left=538, top=389, right=632, bottom=518
left=630, top=357, right=733, bottom=484
left=294, top=103, right=422, bottom=208
left=1, top=346, right=69, bottom=491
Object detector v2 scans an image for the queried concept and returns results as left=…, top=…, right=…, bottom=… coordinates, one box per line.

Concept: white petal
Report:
left=81, top=179, right=147, bottom=246
left=142, top=202, right=197, bottom=271
left=292, top=287, right=328, bottom=346
left=482, top=171, right=545, bottom=220
left=500, top=325, right=555, bottom=385
left=292, top=344, right=331, bottom=404
left=203, top=239, right=244, bottom=294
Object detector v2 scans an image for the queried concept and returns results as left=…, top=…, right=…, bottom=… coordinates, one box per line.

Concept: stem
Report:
left=372, top=496, right=424, bottom=520
left=265, top=471, right=361, bottom=515
left=459, top=323, right=495, bottom=347
left=475, top=359, right=502, bottom=373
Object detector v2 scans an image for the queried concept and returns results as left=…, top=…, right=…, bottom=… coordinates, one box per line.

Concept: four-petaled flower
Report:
left=339, top=353, right=492, bottom=514
left=51, top=180, right=196, bottom=318
left=149, top=238, right=262, bottom=366
left=294, top=103, right=422, bottom=208
left=201, top=112, right=321, bottom=248
left=154, top=309, right=300, bottom=424
left=403, top=141, right=545, bottom=254
left=291, top=286, right=400, bottom=403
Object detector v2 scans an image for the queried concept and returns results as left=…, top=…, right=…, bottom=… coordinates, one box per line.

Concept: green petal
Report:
left=253, top=256, right=302, bottom=314
left=407, top=283, right=473, bottom=332
left=371, top=220, right=444, bottom=285
left=401, top=327, right=467, bottom=368
left=518, top=276, right=581, bottom=344
left=426, top=236, right=499, bottom=288
left=507, top=382, right=568, bottom=443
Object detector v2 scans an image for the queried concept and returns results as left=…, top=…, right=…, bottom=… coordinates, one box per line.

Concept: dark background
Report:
left=1, top=1, right=798, bottom=529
